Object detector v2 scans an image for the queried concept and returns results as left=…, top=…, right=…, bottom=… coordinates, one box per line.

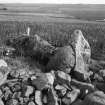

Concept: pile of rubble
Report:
left=0, top=30, right=105, bottom=105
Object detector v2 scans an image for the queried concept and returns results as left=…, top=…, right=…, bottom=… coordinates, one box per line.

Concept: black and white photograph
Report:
left=0, top=0, right=105, bottom=105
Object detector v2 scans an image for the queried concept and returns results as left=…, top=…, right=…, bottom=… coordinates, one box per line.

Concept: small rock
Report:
left=71, top=79, right=95, bottom=99
left=66, top=87, right=80, bottom=103
left=0, top=59, right=8, bottom=67
left=93, top=82, right=105, bottom=93
left=0, top=89, right=3, bottom=97
left=3, top=86, right=12, bottom=100
left=6, top=99, right=19, bottom=105
left=83, top=91, right=105, bottom=105
left=32, top=73, right=54, bottom=90
left=71, top=99, right=83, bottom=105
left=0, top=98, right=4, bottom=105
left=28, top=101, right=36, bottom=105
left=93, top=73, right=104, bottom=82
left=35, top=90, right=43, bottom=105
left=23, top=97, right=29, bottom=103
left=55, top=70, right=71, bottom=87
left=62, top=97, right=71, bottom=105
left=14, top=83, right=21, bottom=91
left=42, top=95, right=47, bottom=104
left=47, top=87, right=59, bottom=105
left=12, top=92, right=21, bottom=99
left=10, top=70, right=19, bottom=78
left=55, top=84, right=67, bottom=97
left=99, top=70, right=105, bottom=81
left=18, top=97, right=24, bottom=105
left=25, top=86, right=34, bottom=97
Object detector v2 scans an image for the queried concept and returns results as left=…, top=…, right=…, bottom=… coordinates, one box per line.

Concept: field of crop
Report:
left=0, top=4, right=105, bottom=60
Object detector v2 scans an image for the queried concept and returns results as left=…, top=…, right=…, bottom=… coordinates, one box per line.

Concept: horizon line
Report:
left=0, top=3, right=105, bottom=4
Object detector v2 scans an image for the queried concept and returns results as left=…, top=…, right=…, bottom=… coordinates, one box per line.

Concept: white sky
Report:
left=0, top=0, right=105, bottom=4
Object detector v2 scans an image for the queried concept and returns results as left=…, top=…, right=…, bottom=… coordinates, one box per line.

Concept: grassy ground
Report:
left=0, top=4, right=105, bottom=60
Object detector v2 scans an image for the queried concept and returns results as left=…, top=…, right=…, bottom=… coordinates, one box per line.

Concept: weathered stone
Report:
left=62, top=97, right=71, bottom=105
left=71, top=79, right=95, bottom=99
left=23, top=97, right=29, bottom=103
left=12, top=92, right=21, bottom=99
left=3, top=86, right=12, bottom=100
left=71, top=99, right=83, bottom=105
left=0, top=66, right=11, bottom=86
left=28, top=101, right=36, bottom=105
left=0, top=89, right=3, bottom=97
left=83, top=91, right=105, bottom=105
left=55, top=84, right=67, bottom=97
left=46, top=46, right=75, bottom=73
left=6, top=99, right=19, bottom=105
left=10, top=70, right=19, bottom=78
left=32, top=72, right=54, bottom=90
left=25, top=86, right=34, bottom=97
left=35, top=90, right=43, bottom=105
left=66, top=87, right=80, bottom=103
left=93, top=82, right=105, bottom=93
left=0, top=59, right=8, bottom=67
left=70, top=30, right=91, bottom=81
left=18, top=97, right=24, bottom=105
left=0, top=98, right=4, bottom=105
left=62, top=87, right=80, bottom=105
left=42, top=95, right=47, bottom=104
left=93, top=73, right=104, bottom=82
left=47, top=87, right=59, bottom=105
left=54, top=70, right=71, bottom=87
left=99, top=69, right=105, bottom=81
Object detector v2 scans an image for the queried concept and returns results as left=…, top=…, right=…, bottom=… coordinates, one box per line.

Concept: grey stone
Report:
left=25, top=86, right=34, bottom=97
left=70, top=30, right=91, bottom=82
left=83, top=91, right=105, bottom=105
left=46, top=46, right=75, bottom=73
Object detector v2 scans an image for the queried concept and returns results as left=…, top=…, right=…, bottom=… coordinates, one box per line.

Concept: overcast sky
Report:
left=0, top=0, right=105, bottom=4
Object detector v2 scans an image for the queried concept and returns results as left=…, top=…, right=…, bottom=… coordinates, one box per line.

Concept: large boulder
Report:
left=70, top=30, right=91, bottom=81
left=83, top=91, right=105, bottom=105
left=46, top=46, right=75, bottom=73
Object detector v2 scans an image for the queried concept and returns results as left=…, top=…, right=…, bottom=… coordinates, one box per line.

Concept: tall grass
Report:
left=0, top=21, right=105, bottom=60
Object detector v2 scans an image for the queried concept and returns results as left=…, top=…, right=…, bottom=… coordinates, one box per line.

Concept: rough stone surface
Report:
left=83, top=91, right=105, bottom=105
left=35, top=90, right=43, bottom=105
left=32, top=72, right=54, bottom=90
left=66, top=87, right=80, bottom=103
left=54, top=70, right=71, bottom=88
left=70, top=30, right=91, bottom=81
left=71, top=79, right=95, bottom=99
left=0, top=99, right=4, bottom=105
left=47, top=87, right=59, bottom=105
left=28, top=101, right=36, bottom=105
left=25, top=86, right=34, bottom=97
left=0, top=59, right=8, bottom=67
left=46, top=46, right=75, bottom=73
left=71, top=99, right=83, bottom=105
left=6, top=99, right=19, bottom=105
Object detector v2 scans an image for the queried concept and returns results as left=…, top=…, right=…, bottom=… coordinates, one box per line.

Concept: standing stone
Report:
left=70, top=30, right=91, bottom=81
